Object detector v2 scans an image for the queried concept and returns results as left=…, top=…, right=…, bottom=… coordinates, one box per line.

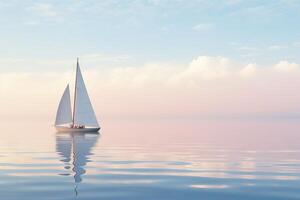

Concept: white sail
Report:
left=73, top=61, right=99, bottom=127
left=55, top=85, right=72, bottom=126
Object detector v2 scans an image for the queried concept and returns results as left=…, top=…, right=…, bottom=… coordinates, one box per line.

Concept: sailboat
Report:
left=55, top=58, right=100, bottom=133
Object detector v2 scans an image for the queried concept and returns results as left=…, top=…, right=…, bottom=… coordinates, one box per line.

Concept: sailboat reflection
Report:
left=56, top=132, right=100, bottom=184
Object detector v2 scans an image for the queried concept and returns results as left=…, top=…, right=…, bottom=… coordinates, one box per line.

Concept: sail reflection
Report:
left=56, top=132, right=99, bottom=183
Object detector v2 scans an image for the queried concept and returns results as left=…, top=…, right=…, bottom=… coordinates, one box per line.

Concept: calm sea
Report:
left=1, top=118, right=300, bottom=199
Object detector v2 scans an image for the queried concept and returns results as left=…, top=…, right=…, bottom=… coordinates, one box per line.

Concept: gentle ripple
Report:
left=1, top=119, right=300, bottom=199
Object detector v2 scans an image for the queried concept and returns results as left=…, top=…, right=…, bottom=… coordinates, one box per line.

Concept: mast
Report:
left=72, top=58, right=79, bottom=126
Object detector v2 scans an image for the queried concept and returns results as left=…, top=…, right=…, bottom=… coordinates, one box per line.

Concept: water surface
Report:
left=1, top=119, right=300, bottom=199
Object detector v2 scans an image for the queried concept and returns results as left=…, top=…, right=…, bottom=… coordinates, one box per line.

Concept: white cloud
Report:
left=82, top=53, right=130, bottom=62
left=226, top=0, right=242, bottom=5
left=268, top=45, right=285, bottom=51
left=0, top=53, right=130, bottom=72
left=274, top=61, right=299, bottom=72
left=185, top=56, right=233, bottom=79
left=237, top=46, right=259, bottom=51
left=228, top=42, right=240, bottom=46
left=1, top=56, right=300, bottom=119
left=293, top=42, right=300, bottom=47
left=239, top=64, right=257, bottom=77
left=192, top=23, right=215, bottom=32
left=161, top=26, right=169, bottom=32
left=280, top=0, right=300, bottom=6
left=23, top=21, right=39, bottom=26
left=1, top=55, right=298, bottom=82
left=236, top=45, right=262, bottom=58
left=30, top=3, right=58, bottom=17
left=229, top=5, right=275, bottom=20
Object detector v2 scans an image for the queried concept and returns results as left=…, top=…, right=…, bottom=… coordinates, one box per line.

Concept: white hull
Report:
left=56, top=126, right=100, bottom=133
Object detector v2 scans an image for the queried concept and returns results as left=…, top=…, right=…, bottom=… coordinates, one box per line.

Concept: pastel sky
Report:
left=1, top=0, right=300, bottom=120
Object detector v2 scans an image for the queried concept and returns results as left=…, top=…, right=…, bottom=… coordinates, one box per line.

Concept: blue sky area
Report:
left=0, top=0, right=299, bottom=71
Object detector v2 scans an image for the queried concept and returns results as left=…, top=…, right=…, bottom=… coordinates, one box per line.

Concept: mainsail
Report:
left=55, top=85, right=72, bottom=125
left=73, top=60, right=99, bottom=127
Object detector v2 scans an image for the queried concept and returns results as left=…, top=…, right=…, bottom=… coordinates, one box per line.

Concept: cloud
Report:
left=239, top=64, right=257, bottom=77
left=82, top=53, right=130, bottom=62
left=293, top=42, right=300, bottom=47
left=23, top=21, right=39, bottom=26
left=192, top=23, right=215, bottom=32
left=0, top=53, right=130, bottom=73
left=237, top=46, right=259, bottom=51
left=268, top=45, right=285, bottom=51
left=229, top=4, right=275, bottom=20
left=29, top=3, right=58, bottom=17
left=26, top=2, right=65, bottom=24
left=180, top=56, right=233, bottom=80
left=1, top=56, right=300, bottom=119
left=236, top=45, right=262, bottom=58
left=280, top=0, right=300, bottom=6
left=274, top=60, right=299, bottom=72
left=225, top=0, right=242, bottom=5
left=234, top=43, right=295, bottom=58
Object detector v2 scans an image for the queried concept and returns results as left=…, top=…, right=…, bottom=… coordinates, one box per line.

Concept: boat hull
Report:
left=56, top=126, right=100, bottom=133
